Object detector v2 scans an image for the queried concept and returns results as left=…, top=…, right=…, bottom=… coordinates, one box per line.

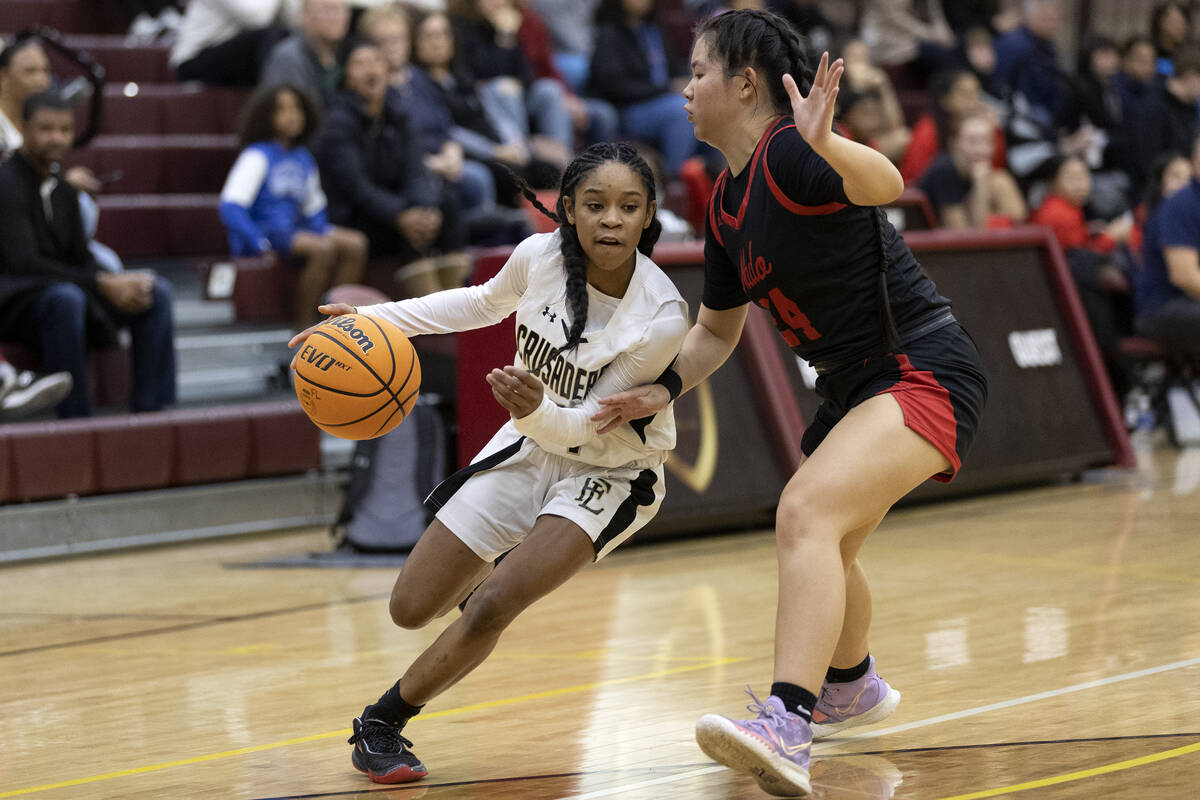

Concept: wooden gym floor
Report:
left=3, top=445, right=1199, bottom=799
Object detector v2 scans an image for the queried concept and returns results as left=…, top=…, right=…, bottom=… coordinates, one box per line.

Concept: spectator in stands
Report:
left=172, top=0, right=295, bottom=86
left=448, top=0, right=573, bottom=172
left=1035, top=155, right=1138, bottom=397
left=315, top=37, right=471, bottom=298
left=1055, top=35, right=1134, bottom=217
left=359, top=5, right=530, bottom=245
left=961, top=26, right=1006, bottom=105
left=587, top=0, right=698, bottom=178
left=839, top=39, right=911, bottom=163
left=860, top=0, right=958, bottom=79
left=260, top=0, right=351, bottom=110
left=1151, top=2, right=1192, bottom=78
left=1115, top=35, right=1159, bottom=184
left=1130, top=151, right=1192, bottom=260
left=900, top=69, right=1005, bottom=185
left=918, top=112, right=1026, bottom=229
left=1129, top=43, right=1200, bottom=199
left=0, top=355, right=72, bottom=421
left=992, top=0, right=1065, bottom=130
left=220, top=85, right=367, bottom=329
left=0, top=38, right=124, bottom=276
left=530, top=0, right=600, bottom=91
left=1136, top=135, right=1200, bottom=352
left=1060, top=37, right=1126, bottom=167
left=515, top=0, right=620, bottom=147
left=411, top=10, right=561, bottom=198
left=1033, top=156, right=1133, bottom=259
left=0, top=92, right=176, bottom=418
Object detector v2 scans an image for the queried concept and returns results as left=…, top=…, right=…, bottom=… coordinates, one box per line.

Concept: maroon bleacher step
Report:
left=57, top=35, right=172, bottom=83
left=96, top=194, right=226, bottom=258
left=0, top=0, right=125, bottom=35
left=72, top=134, right=239, bottom=194
left=95, top=83, right=250, bottom=136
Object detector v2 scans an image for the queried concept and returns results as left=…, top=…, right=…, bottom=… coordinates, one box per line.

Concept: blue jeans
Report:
left=31, top=279, right=177, bottom=417
left=480, top=77, right=574, bottom=149
left=619, top=93, right=698, bottom=177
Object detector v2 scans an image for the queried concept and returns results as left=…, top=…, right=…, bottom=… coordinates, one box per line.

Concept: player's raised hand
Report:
left=591, top=384, right=671, bottom=435
left=784, top=51, right=843, bottom=151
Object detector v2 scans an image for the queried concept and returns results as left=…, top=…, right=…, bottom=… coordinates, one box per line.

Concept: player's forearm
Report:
left=811, top=135, right=903, bottom=206
left=675, top=318, right=740, bottom=396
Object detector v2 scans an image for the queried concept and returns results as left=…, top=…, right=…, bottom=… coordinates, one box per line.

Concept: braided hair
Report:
left=509, top=142, right=663, bottom=366
left=694, top=9, right=813, bottom=116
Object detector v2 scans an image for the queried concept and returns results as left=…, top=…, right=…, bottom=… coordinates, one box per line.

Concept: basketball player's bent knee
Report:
left=389, top=591, right=440, bottom=630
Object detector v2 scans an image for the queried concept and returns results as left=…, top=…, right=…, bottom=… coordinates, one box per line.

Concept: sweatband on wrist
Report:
left=653, top=367, right=682, bottom=401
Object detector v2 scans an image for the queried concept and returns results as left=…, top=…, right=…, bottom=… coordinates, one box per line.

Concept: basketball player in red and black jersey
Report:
left=593, top=10, right=987, bottom=797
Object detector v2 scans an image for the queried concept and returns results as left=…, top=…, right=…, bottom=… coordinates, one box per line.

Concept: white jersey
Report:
left=358, top=231, right=689, bottom=468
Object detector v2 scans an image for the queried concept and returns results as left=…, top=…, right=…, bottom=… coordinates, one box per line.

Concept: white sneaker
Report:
left=0, top=370, right=73, bottom=419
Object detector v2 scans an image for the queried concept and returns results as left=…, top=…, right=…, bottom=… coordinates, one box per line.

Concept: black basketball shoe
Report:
left=348, top=710, right=428, bottom=784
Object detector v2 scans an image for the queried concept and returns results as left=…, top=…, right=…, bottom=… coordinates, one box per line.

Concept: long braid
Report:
left=505, top=144, right=662, bottom=370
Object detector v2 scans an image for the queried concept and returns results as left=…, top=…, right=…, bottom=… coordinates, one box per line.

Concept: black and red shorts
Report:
left=799, top=322, right=988, bottom=482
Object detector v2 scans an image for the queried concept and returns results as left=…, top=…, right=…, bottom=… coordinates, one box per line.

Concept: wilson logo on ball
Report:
left=328, top=317, right=377, bottom=353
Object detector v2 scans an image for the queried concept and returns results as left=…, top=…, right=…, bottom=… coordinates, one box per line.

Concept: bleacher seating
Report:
left=0, top=401, right=321, bottom=503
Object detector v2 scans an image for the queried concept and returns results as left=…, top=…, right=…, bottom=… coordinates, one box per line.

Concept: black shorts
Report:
left=799, top=322, right=988, bottom=482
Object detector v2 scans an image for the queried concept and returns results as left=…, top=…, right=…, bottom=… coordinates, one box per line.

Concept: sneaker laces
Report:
left=744, top=686, right=791, bottom=726
left=348, top=719, right=414, bottom=753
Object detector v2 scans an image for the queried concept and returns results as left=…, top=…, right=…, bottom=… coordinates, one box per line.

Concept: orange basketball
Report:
left=293, top=314, right=421, bottom=440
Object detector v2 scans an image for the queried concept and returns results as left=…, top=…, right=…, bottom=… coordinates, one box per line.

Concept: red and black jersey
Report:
left=703, top=117, right=953, bottom=370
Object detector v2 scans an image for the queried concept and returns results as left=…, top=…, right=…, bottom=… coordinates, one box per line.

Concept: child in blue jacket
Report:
left=220, top=84, right=368, bottom=328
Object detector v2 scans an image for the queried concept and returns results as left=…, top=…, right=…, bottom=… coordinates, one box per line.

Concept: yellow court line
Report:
left=936, top=740, right=1200, bottom=800
left=0, top=657, right=745, bottom=798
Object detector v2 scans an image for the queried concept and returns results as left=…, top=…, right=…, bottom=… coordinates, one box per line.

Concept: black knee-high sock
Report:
left=825, top=654, right=871, bottom=684
left=369, top=681, right=424, bottom=727
left=770, top=682, right=817, bottom=722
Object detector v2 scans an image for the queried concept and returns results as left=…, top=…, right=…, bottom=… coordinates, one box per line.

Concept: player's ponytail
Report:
left=505, top=143, right=662, bottom=369
left=695, top=9, right=812, bottom=115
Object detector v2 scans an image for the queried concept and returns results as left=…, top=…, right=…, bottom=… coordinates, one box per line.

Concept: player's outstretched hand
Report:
left=784, top=51, right=843, bottom=151
left=591, top=384, right=671, bottom=435
left=287, top=304, right=357, bottom=350
left=488, top=365, right=544, bottom=419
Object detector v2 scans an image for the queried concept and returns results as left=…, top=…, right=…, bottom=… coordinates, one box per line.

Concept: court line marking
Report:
left=246, top=735, right=1200, bottom=799
left=0, top=592, right=392, bottom=659
left=836, top=655, right=1200, bottom=741
left=548, top=656, right=1200, bottom=798
left=0, top=657, right=745, bottom=799
left=563, top=766, right=727, bottom=800
left=934, top=740, right=1200, bottom=800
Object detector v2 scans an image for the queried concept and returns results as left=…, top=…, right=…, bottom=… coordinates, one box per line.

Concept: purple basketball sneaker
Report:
left=811, top=656, right=901, bottom=740
left=695, top=689, right=812, bottom=798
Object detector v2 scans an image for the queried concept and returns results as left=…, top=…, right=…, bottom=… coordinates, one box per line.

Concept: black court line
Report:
left=842, top=730, right=1200, bottom=757
left=0, top=591, right=391, bottom=659
left=250, top=765, right=717, bottom=800
left=247, top=733, right=1200, bottom=799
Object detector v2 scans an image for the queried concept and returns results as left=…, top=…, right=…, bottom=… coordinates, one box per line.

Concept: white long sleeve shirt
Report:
left=358, top=231, right=688, bottom=468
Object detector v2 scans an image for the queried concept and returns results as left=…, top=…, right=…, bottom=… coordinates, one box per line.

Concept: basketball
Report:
left=293, top=314, right=421, bottom=440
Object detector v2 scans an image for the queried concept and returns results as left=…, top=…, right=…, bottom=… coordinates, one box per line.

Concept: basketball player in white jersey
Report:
left=289, top=142, right=688, bottom=784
